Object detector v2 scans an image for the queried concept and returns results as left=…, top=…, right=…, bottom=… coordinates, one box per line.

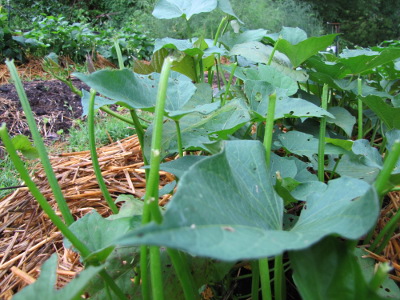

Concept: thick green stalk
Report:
left=140, top=246, right=151, bottom=300
left=0, top=124, right=127, bottom=300
left=167, top=249, right=197, bottom=300
left=140, top=56, right=174, bottom=300
left=357, top=78, right=363, bottom=139
left=222, top=62, right=237, bottom=106
left=263, top=93, right=277, bottom=167
left=318, top=84, right=329, bottom=182
left=251, top=261, right=260, bottom=300
left=259, top=258, right=272, bottom=300
left=274, top=255, right=285, bottom=300
left=6, top=60, right=74, bottom=225
left=175, top=120, right=184, bottom=157
left=374, top=140, right=400, bottom=200
left=88, top=89, right=118, bottom=214
left=213, top=16, right=229, bottom=46
left=369, top=263, right=392, bottom=291
left=150, top=246, right=164, bottom=300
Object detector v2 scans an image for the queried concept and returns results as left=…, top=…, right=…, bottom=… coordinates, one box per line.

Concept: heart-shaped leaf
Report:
left=117, top=140, right=379, bottom=260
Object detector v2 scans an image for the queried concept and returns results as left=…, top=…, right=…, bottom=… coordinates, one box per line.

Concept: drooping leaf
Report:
left=290, top=237, right=386, bottom=300
left=276, top=34, right=338, bottom=67
left=11, top=135, right=39, bottom=159
left=118, top=140, right=378, bottom=260
left=13, top=254, right=103, bottom=300
left=326, top=106, right=356, bottom=137
left=361, top=95, right=400, bottom=130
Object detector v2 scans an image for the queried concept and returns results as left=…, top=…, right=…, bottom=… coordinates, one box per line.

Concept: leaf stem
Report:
left=259, top=258, right=272, bottom=300
left=99, top=106, right=135, bottom=126
left=263, top=93, right=277, bottom=167
left=274, top=255, right=285, bottom=300
left=175, top=120, right=184, bottom=157
left=88, top=89, right=119, bottom=214
left=213, top=16, right=229, bottom=46
left=267, top=37, right=281, bottom=66
left=318, top=84, right=329, bottom=182
left=114, top=39, right=125, bottom=70
left=357, top=78, right=363, bottom=139
left=5, top=60, right=74, bottom=225
left=371, top=209, right=400, bottom=253
left=150, top=246, right=164, bottom=300
left=222, top=62, right=237, bottom=106
left=251, top=261, right=260, bottom=300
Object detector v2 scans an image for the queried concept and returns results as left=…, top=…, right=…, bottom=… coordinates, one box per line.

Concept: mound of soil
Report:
left=0, top=79, right=88, bottom=139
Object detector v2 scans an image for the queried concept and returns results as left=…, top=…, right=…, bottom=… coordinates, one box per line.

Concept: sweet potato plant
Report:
left=1, top=0, right=400, bottom=299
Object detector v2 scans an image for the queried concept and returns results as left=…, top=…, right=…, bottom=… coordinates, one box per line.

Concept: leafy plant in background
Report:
left=2, top=0, right=400, bottom=299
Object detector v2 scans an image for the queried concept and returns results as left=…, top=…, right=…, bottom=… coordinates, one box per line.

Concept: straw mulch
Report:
left=0, top=135, right=173, bottom=299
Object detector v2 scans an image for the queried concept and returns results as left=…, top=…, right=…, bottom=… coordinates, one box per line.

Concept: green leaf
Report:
left=230, top=41, right=291, bottom=67
left=219, top=29, right=267, bottom=50
left=361, top=95, right=400, bottom=130
left=325, top=138, right=353, bottom=151
left=11, top=135, right=39, bottom=159
left=13, top=254, right=103, bottom=300
left=64, top=211, right=134, bottom=264
left=159, top=156, right=207, bottom=179
left=326, top=106, right=356, bottom=137
left=276, top=34, right=337, bottom=67
left=277, top=131, right=345, bottom=159
left=217, top=0, right=242, bottom=22
left=152, top=0, right=217, bottom=20
left=75, top=69, right=196, bottom=113
left=154, top=38, right=203, bottom=56
left=278, top=27, right=308, bottom=44
left=107, top=195, right=144, bottom=220
left=80, top=89, right=116, bottom=116
left=339, top=48, right=400, bottom=75
left=117, top=140, right=379, bottom=260
left=290, top=237, right=386, bottom=300
left=145, top=99, right=250, bottom=158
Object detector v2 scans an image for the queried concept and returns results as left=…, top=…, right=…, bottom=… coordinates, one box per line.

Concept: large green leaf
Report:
left=290, top=237, right=387, bottom=300
left=144, top=99, right=250, bottom=158
left=276, top=34, right=337, bottom=68
left=361, top=95, right=400, bottom=130
left=13, top=254, right=103, bottom=300
left=75, top=69, right=196, bottom=113
left=152, top=0, right=217, bottom=20
left=117, top=140, right=379, bottom=260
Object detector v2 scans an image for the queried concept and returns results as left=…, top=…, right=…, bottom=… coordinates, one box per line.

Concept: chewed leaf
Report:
left=117, top=140, right=378, bottom=261
left=13, top=254, right=102, bottom=300
left=11, top=135, right=39, bottom=159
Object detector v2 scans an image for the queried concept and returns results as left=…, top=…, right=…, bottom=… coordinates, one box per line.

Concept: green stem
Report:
left=99, top=270, right=129, bottom=300
left=175, top=120, right=184, bottom=157
left=6, top=60, right=74, bottom=225
left=263, top=93, right=277, bottom=167
left=167, top=249, right=197, bottom=300
left=114, top=39, right=125, bottom=70
left=99, top=106, right=135, bottom=126
left=318, top=84, right=329, bottom=182
left=213, top=16, right=229, bottom=46
left=274, top=255, right=285, bottom=300
left=267, top=38, right=281, bottom=66
left=374, top=140, right=400, bottom=200
left=222, top=62, right=237, bottom=106
left=251, top=261, right=260, bottom=300
left=150, top=246, right=164, bottom=300
left=140, top=246, right=151, bottom=300
left=88, top=89, right=118, bottom=214
left=357, top=78, right=363, bottom=139
left=259, top=258, right=272, bottom=300
left=369, top=263, right=392, bottom=291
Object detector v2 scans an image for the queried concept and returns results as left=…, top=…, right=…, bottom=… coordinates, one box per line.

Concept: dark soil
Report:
left=0, top=78, right=88, bottom=139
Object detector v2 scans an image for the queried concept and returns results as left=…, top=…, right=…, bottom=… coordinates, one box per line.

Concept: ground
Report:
left=0, top=79, right=88, bottom=139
